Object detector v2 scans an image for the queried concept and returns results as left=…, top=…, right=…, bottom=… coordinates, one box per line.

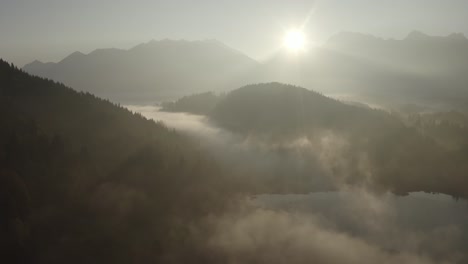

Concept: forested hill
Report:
left=214, top=84, right=468, bottom=197
left=165, top=83, right=407, bottom=137
left=161, top=91, right=221, bottom=115
left=166, top=83, right=468, bottom=198
left=210, top=83, right=381, bottom=135
left=0, top=59, right=234, bottom=263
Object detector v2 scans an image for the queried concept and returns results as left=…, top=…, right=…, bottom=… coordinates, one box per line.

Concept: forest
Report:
left=162, top=83, right=468, bottom=197
left=0, top=59, right=239, bottom=263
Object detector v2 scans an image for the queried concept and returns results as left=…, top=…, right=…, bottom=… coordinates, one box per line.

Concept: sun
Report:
left=283, top=29, right=306, bottom=52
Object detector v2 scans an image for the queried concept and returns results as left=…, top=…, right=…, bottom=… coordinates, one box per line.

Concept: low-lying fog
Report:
left=127, top=105, right=468, bottom=264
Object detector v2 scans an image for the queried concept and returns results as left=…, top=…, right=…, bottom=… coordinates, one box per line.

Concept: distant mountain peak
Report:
left=22, top=59, right=54, bottom=71
left=203, top=38, right=224, bottom=45
left=68, top=51, right=85, bottom=57
left=59, top=51, right=86, bottom=63
left=126, top=38, right=254, bottom=63
left=29, top=59, right=44, bottom=65
left=330, top=30, right=468, bottom=43
left=405, top=30, right=467, bottom=41
left=130, top=38, right=219, bottom=51
left=405, top=30, right=429, bottom=40
left=88, top=48, right=123, bottom=56
left=326, top=31, right=385, bottom=47
left=447, top=32, right=467, bottom=40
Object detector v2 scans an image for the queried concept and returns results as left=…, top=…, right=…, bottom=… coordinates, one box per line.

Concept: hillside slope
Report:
left=167, top=83, right=468, bottom=197
left=0, top=59, right=234, bottom=263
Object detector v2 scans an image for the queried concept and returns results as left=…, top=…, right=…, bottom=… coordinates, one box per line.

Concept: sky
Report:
left=2, top=0, right=468, bottom=66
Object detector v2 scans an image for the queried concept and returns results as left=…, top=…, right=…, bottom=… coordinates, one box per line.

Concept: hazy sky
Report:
left=2, top=0, right=468, bottom=66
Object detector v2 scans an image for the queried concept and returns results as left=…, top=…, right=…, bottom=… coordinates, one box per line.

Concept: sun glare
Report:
left=283, top=29, right=306, bottom=52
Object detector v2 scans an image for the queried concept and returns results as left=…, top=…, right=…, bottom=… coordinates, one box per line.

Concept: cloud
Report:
left=251, top=190, right=465, bottom=264
left=205, top=206, right=453, bottom=264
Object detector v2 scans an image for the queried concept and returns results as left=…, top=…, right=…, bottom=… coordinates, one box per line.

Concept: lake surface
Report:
left=130, top=105, right=468, bottom=261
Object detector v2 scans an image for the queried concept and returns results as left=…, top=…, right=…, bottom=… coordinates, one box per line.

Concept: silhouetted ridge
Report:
left=59, top=51, right=86, bottom=63
left=0, top=59, right=235, bottom=263
left=210, top=83, right=392, bottom=136
left=405, top=30, right=430, bottom=40
left=22, top=39, right=258, bottom=103
left=28, top=59, right=44, bottom=65
left=447, top=32, right=467, bottom=41
left=327, top=31, right=385, bottom=45
left=405, top=31, right=467, bottom=42
left=161, top=91, right=221, bottom=114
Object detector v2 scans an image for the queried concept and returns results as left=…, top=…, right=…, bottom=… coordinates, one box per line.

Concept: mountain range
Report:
left=23, top=39, right=257, bottom=103
left=258, top=31, right=468, bottom=110
left=22, top=31, right=468, bottom=110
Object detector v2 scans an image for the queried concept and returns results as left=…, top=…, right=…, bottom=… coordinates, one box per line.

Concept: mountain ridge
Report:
left=23, top=39, right=258, bottom=103
left=22, top=31, right=468, bottom=109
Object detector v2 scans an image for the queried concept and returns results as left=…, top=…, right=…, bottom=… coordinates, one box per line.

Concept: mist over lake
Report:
left=3, top=1, right=468, bottom=263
